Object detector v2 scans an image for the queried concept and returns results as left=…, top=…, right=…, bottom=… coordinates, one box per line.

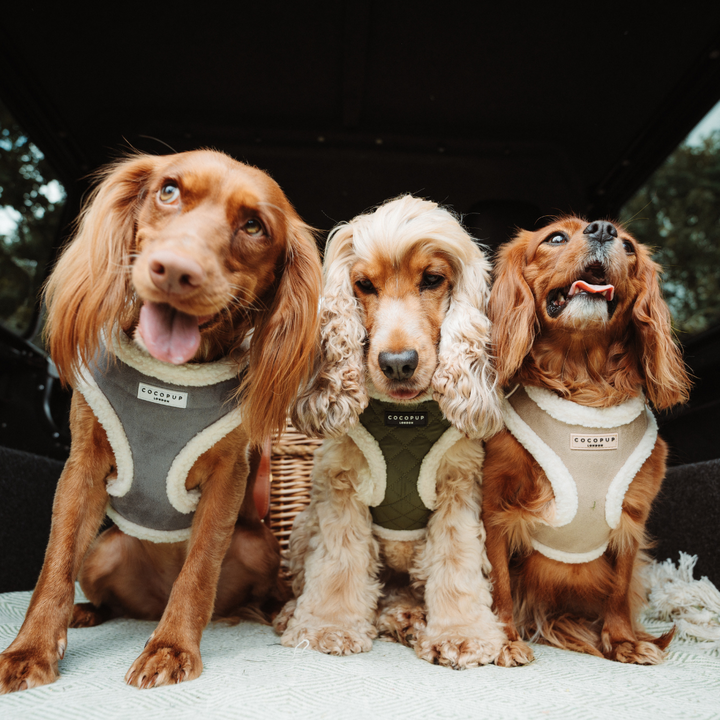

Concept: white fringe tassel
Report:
left=642, top=552, right=720, bottom=648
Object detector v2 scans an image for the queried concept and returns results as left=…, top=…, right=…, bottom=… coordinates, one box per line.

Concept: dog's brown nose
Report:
left=148, top=251, right=206, bottom=294
left=583, top=221, right=618, bottom=243
left=378, top=350, right=419, bottom=381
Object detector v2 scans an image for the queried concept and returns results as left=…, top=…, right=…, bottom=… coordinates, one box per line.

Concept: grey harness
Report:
left=76, top=334, right=243, bottom=543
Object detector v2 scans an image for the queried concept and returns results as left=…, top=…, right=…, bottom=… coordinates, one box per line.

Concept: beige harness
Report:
left=503, top=386, right=658, bottom=563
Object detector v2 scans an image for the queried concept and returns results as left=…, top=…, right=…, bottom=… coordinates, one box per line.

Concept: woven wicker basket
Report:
left=267, top=420, right=322, bottom=551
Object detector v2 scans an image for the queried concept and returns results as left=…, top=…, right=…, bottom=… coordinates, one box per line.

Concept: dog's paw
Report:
left=415, top=631, right=503, bottom=669
left=377, top=603, right=426, bottom=647
left=281, top=623, right=375, bottom=655
left=606, top=639, right=667, bottom=665
left=125, top=638, right=202, bottom=688
left=272, top=599, right=297, bottom=635
left=494, top=639, right=534, bottom=667
left=70, top=602, right=112, bottom=628
left=0, top=641, right=65, bottom=693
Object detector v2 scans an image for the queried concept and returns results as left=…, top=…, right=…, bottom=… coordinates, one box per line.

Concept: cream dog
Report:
left=274, top=196, right=507, bottom=668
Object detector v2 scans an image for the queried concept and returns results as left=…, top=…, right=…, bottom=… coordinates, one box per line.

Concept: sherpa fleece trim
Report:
left=505, top=389, right=659, bottom=538
left=348, top=423, right=386, bottom=507
left=372, top=524, right=427, bottom=542
left=80, top=335, right=245, bottom=514
left=502, top=397, right=578, bottom=527
left=605, top=407, right=658, bottom=528
left=113, top=331, right=240, bottom=387
left=76, top=369, right=134, bottom=498
left=348, top=414, right=460, bottom=512
left=166, top=406, right=244, bottom=513
left=525, top=385, right=645, bottom=429
left=531, top=537, right=609, bottom=564
left=416, top=427, right=464, bottom=511
left=106, top=505, right=191, bottom=543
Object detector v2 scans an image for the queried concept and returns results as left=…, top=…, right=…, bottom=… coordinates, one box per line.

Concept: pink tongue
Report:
left=568, top=280, right=615, bottom=301
left=138, top=302, right=201, bottom=365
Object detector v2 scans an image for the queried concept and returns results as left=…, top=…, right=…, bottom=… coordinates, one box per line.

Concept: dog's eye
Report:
left=421, top=273, right=445, bottom=290
left=544, top=233, right=568, bottom=245
left=158, top=183, right=180, bottom=204
left=244, top=218, right=264, bottom=236
left=622, top=240, right=635, bottom=254
left=355, top=278, right=376, bottom=294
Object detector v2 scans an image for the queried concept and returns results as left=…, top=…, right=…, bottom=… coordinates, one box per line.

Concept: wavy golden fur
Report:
left=0, top=150, right=320, bottom=693
left=482, top=217, right=691, bottom=666
left=276, top=196, right=507, bottom=669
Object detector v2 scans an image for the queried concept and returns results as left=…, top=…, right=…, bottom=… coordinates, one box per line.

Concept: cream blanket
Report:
left=0, top=555, right=718, bottom=720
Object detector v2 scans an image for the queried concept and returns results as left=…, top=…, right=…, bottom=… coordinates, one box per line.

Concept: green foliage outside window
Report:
left=620, top=133, right=720, bottom=337
left=0, top=100, right=66, bottom=336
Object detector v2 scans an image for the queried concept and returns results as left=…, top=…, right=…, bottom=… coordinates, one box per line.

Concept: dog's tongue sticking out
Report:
left=138, top=302, right=201, bottom=365
left=568, top=280, right=615, bottom=301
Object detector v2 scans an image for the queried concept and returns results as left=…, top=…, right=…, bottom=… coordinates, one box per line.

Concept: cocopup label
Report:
left=137, top=382, right=188, bottom=409
left=384, top=411, right=428, bottom=427
left=570, top=433, right=618, bottom=450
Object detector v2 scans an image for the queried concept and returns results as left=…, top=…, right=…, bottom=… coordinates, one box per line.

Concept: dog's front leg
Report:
left=482, top=523, right=534, bottom=667
left=125, top=433, right=248, bottom=688
left=0, top=397, right=112, bottom=693
left=280, top=447, right=381, bottom=655
left=413, top=440, right=508, bottom=669
left=601, top=445, right=673, bottom=665
left=602, top=544, right=652, bottom=661
left=600, top=542, right=673, bottom=665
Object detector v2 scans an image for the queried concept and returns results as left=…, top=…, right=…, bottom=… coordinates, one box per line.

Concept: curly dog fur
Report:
left=274, top=195, right=507, bottom=668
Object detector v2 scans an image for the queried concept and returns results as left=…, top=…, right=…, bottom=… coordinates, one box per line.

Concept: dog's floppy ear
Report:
left=44, top=155, right=158, bottom=385
left=631, top=245, right=691, bottom=410
left=432, top=247, right=504, bottom=439
left=244, top=215, right=323, bottom=446
left=291, top=223, right=368, bottom=437
left=488, top=233, right=538, bottom=386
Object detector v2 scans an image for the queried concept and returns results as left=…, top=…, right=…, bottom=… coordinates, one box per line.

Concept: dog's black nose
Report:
left=378, top=350, right=419, bottom=381
left=583, top=221, right=618, bottom=243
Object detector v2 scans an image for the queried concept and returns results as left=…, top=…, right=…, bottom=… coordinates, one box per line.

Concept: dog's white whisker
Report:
left=293, top=639, right=310, bottom=655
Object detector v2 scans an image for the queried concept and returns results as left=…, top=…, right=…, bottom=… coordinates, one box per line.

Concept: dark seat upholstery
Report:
left=647, top=458, right=720, bottom=584
left=0, top=445, right=61, bottom=592
left=0, top=446, right=718, bottom=592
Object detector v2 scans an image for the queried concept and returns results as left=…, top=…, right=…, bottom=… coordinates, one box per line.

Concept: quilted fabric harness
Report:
left=347, top=398, right=463, bottom=539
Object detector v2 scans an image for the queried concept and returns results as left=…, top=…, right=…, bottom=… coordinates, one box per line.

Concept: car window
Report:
left=620, top=100, right=720, bottom=337
left=0, top=98, right=67, bottom=337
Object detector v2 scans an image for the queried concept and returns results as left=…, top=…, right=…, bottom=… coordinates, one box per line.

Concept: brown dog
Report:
left=482, top=217, right=690, bottom=666
left=0, top=150, right=321, bottom=691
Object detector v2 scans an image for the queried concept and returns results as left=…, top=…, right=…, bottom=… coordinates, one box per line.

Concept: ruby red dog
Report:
left=482, top=217, right=690, bottom=666
left=0, top=150, right=321, bottom=691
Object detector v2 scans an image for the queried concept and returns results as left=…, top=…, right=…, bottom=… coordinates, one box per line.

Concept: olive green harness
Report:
left=348, top=398, right=462, bottom=534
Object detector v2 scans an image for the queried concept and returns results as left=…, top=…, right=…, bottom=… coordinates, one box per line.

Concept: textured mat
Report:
left=0, top=586, right=718, bottom=720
